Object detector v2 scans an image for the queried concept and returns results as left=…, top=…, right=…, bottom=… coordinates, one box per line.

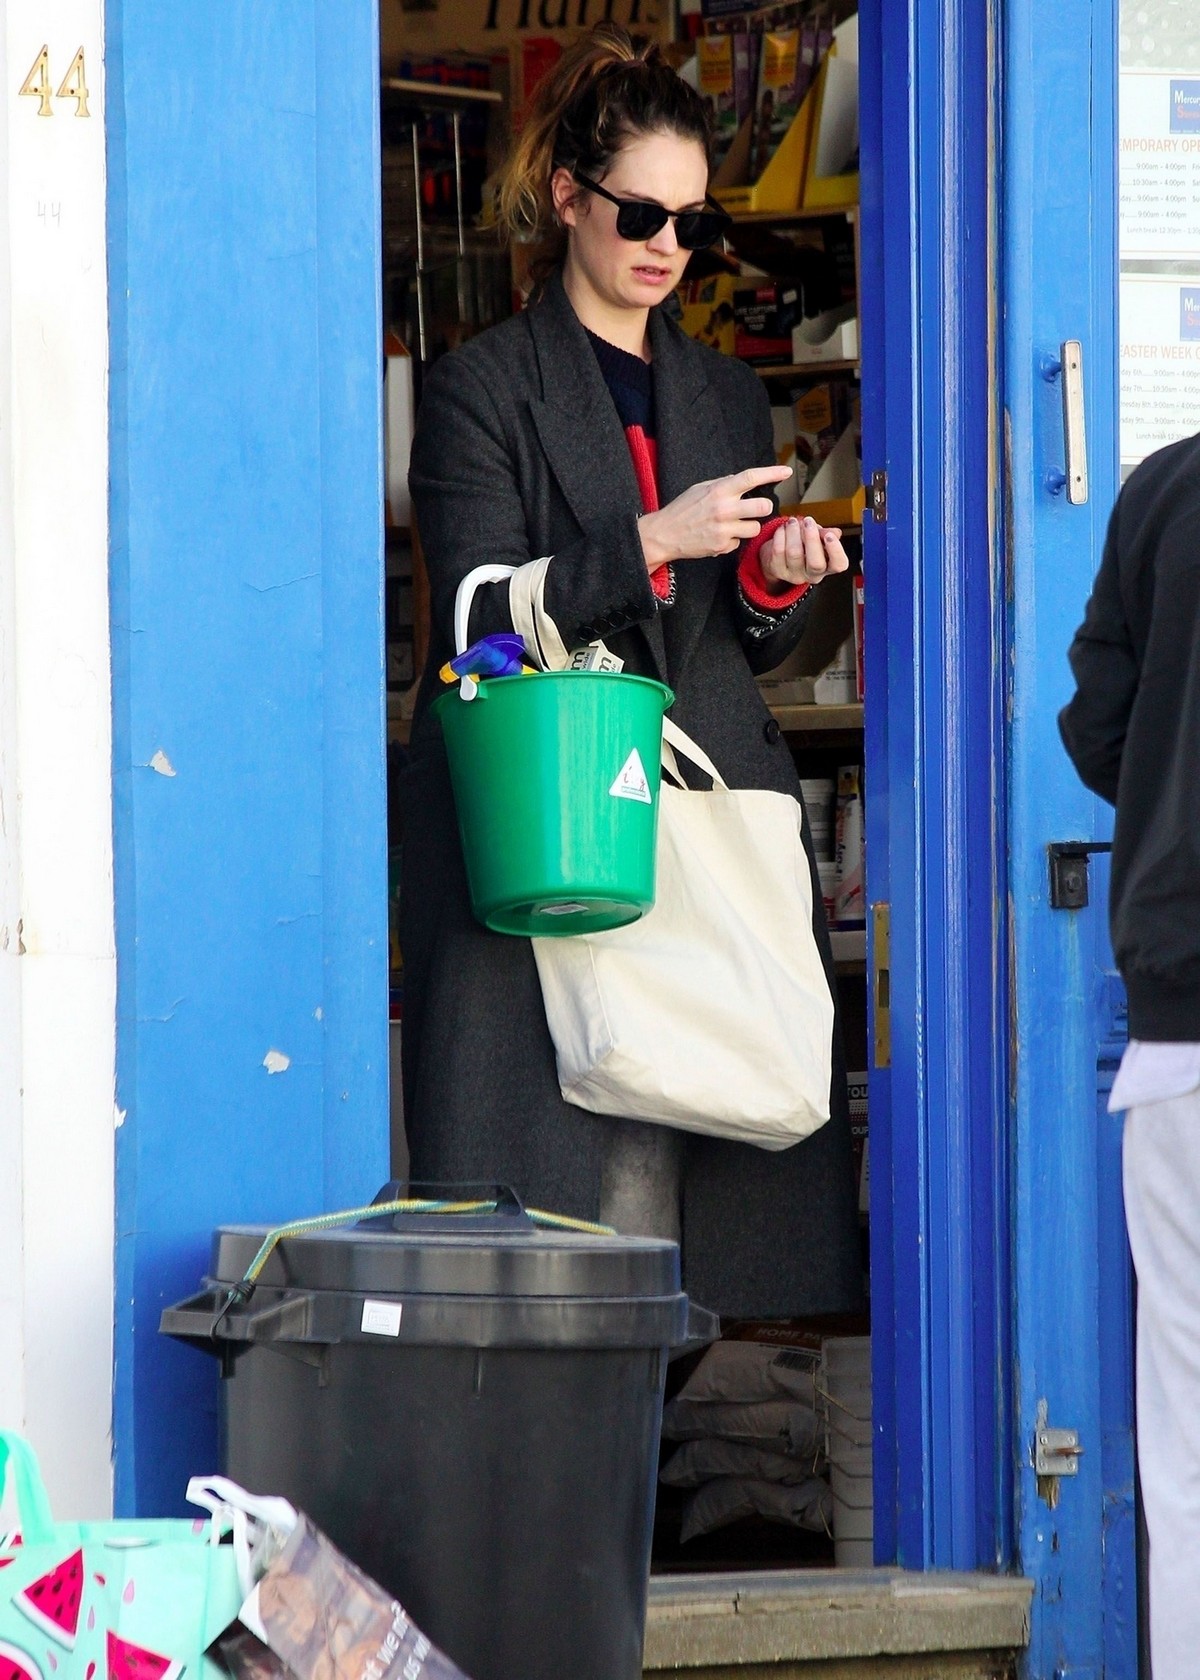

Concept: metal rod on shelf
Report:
left=452, top=108, right=468, bottom=330
left=411, top=123, right=427, bottom=364
left=452, top=109, right=465, bottom=259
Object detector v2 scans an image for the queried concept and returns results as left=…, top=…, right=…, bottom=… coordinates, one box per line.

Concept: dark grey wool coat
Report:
left=401, top=269, right=863, bottom=1319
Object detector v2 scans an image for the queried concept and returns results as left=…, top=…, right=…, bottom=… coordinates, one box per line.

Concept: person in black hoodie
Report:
left=1060, top=431, right=1200, bottom=1680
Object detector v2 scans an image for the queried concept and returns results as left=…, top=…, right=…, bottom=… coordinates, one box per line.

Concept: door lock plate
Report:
left=1035, top=1399, right=1082, bottom=1476
left=1036, top=1425, right=1082, bottom=1476
left=1048, top=840, right=1112, bottom=910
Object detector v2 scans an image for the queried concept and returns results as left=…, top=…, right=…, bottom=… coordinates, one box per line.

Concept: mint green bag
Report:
left=0, top=1433, right=244, bottom=1680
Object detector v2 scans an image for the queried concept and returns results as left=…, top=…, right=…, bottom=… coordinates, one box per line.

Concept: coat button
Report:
left=764, top=717, right=782, bottom=745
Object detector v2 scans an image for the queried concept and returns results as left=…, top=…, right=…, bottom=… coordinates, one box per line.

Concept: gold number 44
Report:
left=19, top=46, right=90, bottom=118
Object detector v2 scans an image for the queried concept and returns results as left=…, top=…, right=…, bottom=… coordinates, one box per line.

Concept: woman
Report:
left=403, top=25, right=863, bottom=1320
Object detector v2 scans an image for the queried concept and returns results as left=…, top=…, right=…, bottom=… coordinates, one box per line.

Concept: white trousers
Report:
left=1123, top=1087, right=1200, bottom=1680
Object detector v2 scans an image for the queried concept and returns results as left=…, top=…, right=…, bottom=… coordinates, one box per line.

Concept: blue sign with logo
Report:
left=1170, top=79, right=1200, bottom=133
left=1180, top=288, right=1200, bottom=340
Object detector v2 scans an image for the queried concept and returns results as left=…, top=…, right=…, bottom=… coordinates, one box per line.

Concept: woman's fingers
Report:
left=758, top=516, right=854, bottom=584
left=731, top=464, right=794, bottom=492
left=800, top=517, right=828, bottom=577
left=820, top=527, right=851, bottom=574
left=727, top=495, right=778, bottom=521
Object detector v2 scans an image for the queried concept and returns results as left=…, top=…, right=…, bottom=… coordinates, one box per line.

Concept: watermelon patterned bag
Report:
left=0, top=1434, right=244, bottom=1680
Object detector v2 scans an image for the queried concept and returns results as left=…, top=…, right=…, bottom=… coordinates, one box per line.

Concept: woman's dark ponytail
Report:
left=496, top=24, right=711, bottom=269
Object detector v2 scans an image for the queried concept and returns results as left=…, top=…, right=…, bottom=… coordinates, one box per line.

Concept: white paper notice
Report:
left=361, top=1299, right=403, bottom=1337
left=1120, top=274, right=1200, bottom=466
left=1121, top=71, right=1200, bottom=257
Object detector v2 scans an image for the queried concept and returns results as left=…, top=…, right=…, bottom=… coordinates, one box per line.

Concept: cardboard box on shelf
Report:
left=791, top=377, right=852, bottom=497
left=711, top=79, right=816, bottom=214
left=790, top=393, right=864, bottom=527
left=799, top=423, right=860, bottom=504
left=804, top=15, right=860, bottom=207
left=792, top=310, right=859, bottom=364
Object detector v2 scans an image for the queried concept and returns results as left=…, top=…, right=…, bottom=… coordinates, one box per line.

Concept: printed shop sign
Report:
left=1119, top=273, right=1200, bottom=467
left=380, top=0, right=667, bottom=62
left=1121, top=69, right=1200, bottom=258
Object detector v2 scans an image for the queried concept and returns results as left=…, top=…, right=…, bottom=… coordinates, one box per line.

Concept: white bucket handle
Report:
left=453, top=565, right=517, bottom=700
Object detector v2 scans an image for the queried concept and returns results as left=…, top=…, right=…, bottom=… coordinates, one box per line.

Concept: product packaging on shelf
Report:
left=698, top=33, right=739, bottom=168
left=734, top=281, right=802, bottom=363
left=677, top=272, right=739, bottom=354
left=834, top=763, right=865, bottom=926
left=792, top=379, right=853, bottom=496
left=750, top=27, right=803, bottom=178
left=847, top=1071, right=868, bottom=1215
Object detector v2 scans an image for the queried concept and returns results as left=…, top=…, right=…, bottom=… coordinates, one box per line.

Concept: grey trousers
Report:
left=598, top=1116, right=684, bottom=1243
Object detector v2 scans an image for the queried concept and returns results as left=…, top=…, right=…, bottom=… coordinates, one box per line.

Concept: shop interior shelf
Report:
left=388, top=700, right=864, bottom=747
left=771, top=702, right=863, bottom=734
left=754, top=359, right=860, bottom=378
left=728, top=205, right=858, bottom=225
left=381, top=78, right=503, bottom=107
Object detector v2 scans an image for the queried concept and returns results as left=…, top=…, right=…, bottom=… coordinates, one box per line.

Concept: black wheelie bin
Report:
left=162, top=1184, right=715, bottom=1680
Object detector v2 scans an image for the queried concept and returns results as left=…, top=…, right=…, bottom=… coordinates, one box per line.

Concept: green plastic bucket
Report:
left=433, top=670, right=674, bottom=937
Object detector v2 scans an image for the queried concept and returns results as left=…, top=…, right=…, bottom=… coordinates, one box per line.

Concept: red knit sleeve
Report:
left=738, top=516, right=810, bottom=612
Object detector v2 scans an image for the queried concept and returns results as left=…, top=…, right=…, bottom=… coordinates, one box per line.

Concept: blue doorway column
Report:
left=106, top=1, right=388, bottom=1514
left=860, top=0, right=1010, bottom=1569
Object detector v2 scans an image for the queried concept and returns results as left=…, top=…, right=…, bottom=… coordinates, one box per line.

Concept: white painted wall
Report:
left=0, top=0, right=114, bottom=1517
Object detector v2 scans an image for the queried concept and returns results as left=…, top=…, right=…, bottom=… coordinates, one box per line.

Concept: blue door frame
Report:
left=106, top=0, right=390, bottom=1513
left=105, top=7, right=1134, bottom=1659
left=860, top=0, right=1012, bottom=1571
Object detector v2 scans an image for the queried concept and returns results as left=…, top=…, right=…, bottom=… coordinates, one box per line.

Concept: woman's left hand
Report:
left=761, top=515, right=850, bottom=592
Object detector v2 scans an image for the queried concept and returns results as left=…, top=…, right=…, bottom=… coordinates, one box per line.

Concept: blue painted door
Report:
left=860, top=0, right=1129, bottom=1635
left=1004, top=0, right=1131, bottom=1668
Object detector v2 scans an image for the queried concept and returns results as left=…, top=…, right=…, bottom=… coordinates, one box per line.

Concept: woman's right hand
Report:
left=637, top=465, right=794, bottom=572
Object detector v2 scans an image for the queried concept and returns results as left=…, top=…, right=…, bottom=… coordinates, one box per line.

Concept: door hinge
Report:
left=868, top=469, right=888, bottom=522
left=1035, top=1398, right=1083, bottom=1477
left=871, top=902, right=890, bottom=1069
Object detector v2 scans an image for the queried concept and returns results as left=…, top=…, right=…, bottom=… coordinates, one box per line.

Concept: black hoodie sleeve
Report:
left=1058, top=501, right=1139, bottom=806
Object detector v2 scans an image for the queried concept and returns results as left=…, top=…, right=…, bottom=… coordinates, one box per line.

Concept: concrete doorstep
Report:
left=643, top=1569, right=1033, bottom=1679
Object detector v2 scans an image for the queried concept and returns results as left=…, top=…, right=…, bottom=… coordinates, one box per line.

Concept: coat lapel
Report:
left=525, top=274, right=667, bottom=678
left=648, top=308, right=731, bottom=682
left=526, top=274, right=745, bottom=684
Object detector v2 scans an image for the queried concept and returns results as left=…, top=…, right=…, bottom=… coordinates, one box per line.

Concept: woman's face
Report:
left=553, top=129, right=709, bottom=315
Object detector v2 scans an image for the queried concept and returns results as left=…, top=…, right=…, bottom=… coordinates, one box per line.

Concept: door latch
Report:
left=1048, top=841, right=1112, bottom=910
left=872, top=902, right=890, bottom=1069
left=868, top=470, right=888, bottom=522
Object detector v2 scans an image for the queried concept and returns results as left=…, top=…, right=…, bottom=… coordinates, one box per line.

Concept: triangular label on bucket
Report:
left=610, top=748, right=652, bottom=804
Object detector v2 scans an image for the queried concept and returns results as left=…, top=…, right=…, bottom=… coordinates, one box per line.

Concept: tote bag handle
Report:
left=0, top=1431, right=57, bottom=1545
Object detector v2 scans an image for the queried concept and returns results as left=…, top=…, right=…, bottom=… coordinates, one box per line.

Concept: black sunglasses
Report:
left=572, top=172, right=731, bottom=251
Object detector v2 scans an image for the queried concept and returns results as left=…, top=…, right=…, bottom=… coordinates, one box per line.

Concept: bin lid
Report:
left=207, top=1185, right=681, bottom=1303
left=160, top=1187, right=719, bottom=1353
